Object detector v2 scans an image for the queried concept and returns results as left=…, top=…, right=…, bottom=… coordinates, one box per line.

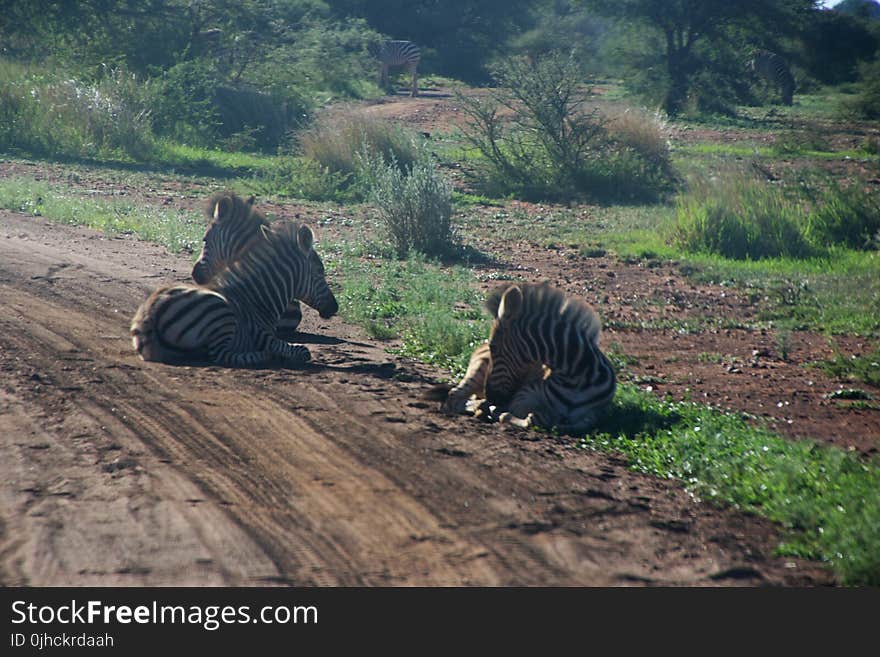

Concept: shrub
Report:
left=672, top=171, right=880, bottom=260
left=671, top=172, right=816, bottom=260
left=457, top=51, right=675, bottom=202
left=805, top=184, right=880, bottom=251
left=0, top=59, right=156, bottom=160
left=842, top=59, right=880, bottom=120
left=298, top=111, right=421, bottom=180
left=150, top=59, right=223, bottom=146
left=357, top=148, right=455, bottom=257
left=252, top=156, right=353, bottom=203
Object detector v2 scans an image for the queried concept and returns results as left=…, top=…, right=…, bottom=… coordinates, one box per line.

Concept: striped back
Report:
left=192, top=191, right=304, bottom=336
left=192, top=192, right=267, bottom=285
left=380, top=40, right=421, bottom=68
left=749, top=49, right=794, bottom=105
left=378, top=40, right=420, bottom=96
left=131, top=221, right=335, bottom=367
left=213, top=220, right=338, bottom=330
left=483, top=282, right=615, bottom=432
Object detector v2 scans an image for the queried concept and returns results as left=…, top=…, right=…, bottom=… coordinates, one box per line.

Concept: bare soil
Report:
left=4, top=87, right=876, bottom=587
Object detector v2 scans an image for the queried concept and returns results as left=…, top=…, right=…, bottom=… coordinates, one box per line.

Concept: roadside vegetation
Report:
left=2, top=0, right=880, bottom=584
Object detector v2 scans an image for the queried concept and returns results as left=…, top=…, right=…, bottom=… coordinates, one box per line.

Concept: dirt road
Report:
left=0, top=209, right=837, bottom=586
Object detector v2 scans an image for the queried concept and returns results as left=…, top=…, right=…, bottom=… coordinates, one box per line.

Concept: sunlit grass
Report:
left=0, top=176, right=203, bottom=254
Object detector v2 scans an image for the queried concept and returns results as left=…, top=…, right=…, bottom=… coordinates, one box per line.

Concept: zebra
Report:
left=378, top=40, right=420, bottom=97
left=192, top=191, right=304, bottom=338
left=131, top=220, right=338, bottom=367
left=427, top=340, right=546, bottom=416
left=430, top=282, right=616, bottom=434
left=748, top=49, right=795, bottom=106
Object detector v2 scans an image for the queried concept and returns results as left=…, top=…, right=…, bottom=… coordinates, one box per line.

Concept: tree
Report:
left=582, top=0, right=819, bottom=114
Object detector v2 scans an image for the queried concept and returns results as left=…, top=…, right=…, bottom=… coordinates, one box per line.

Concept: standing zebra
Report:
left=131, top=219, right=338, bottom=367
left=192, top=192, right=303, bottom=338
left=430, top=282, right=616, bottom=434
left=378, top=40, right=421, bottom=97
left=748, top=49, right=795, bottom=106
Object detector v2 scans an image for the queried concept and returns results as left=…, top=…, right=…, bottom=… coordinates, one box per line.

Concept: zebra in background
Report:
left=430, top=282, right=616, bottom=434
left=748, top=49, right=795, bottom=106
left=131, top=215, right=338, bottom=367
left=378, top=40, right=421, bottom=97
left=192, top=191, right=304, bottom=339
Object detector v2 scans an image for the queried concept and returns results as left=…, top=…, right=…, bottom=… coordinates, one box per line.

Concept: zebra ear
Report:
left=214, top=196, right=233, bottom=222
left=297, top=225, right=315, bottom=252
left=246, top=195, right=256, bottom=207
left=498, top=285, right=523, bottom=323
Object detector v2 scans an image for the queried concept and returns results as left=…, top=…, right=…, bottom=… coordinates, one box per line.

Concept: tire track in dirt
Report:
left=0, top=211, right=835, bottom=585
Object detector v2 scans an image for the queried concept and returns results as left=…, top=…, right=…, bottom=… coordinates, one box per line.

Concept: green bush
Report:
left=842, top=59, right=880, bottom=120
left=357, top=148, right=456, bottom=258
left=150, top=59, right=223, bottom=146
left=673, top=172, right=880, bottom=260
left=298, top=111, right=421, bottom=181
left=0, top=59, right=156, bottom=160
left=252, top=156, right=354, bottom=203
left=672, top=172, right=817, bottom=260
left=806, top=184, right=880, bottom=251
left=457, top=51, right=675, bottom=203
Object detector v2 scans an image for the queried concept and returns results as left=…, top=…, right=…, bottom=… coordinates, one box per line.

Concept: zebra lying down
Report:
left=192, top=191, right=305, bottom=338
left=428, top=282, right=616, bottom=434
left=131, top=205, right=337, bottom=367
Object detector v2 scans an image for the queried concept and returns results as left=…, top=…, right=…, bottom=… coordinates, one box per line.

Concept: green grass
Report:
left=327, top=241, right=486, bottom=377
left=155, top=143, right=282, bottom=177
left=683, top=251, right=880, bottom=335
left=812, top=344, right=880, bottom=388
left=0, top=176, right=203, bottom=254
left=587, top=385, right=880, bottom=585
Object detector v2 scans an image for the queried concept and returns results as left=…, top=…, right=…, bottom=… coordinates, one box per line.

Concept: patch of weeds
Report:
left=330, top=243, right=486, bottom=379
left=813, top=345, right=880, bottom=388
left=824, top=389, right=875, bottom=401
left=0, top=176, right=202, bottom=254
left=583, top=384, right=880, bottom=585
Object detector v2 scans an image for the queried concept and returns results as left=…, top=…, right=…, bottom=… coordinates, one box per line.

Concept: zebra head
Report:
left=192, top=193, right=263, bottom=285
left=281, top=223, right=339, bottom=320
left=484, top=284, right=534, bottom=406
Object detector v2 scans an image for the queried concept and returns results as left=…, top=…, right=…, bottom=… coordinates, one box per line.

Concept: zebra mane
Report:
left=485, top=281, right=602, bottom=341
left=204, top=191, right=269, bottom=232
left=213, top=220, right=308, bottom=287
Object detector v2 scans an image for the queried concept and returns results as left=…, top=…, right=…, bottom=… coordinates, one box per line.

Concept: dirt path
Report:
left=0, top=210, right=835, bottom=586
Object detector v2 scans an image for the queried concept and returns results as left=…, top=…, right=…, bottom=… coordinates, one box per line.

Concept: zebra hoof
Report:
left=285, top=346, right=311, bottom=364
left=467, top=398, right=492, bottom=418
left=498, top=412, right=533, bottom=429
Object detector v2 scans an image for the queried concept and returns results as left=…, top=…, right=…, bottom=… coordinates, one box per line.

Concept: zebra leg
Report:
left=498, top=411, right=535, bottom=429
left=214, top=347, right=275, bottom=368
left=442, top=342, right=491, bottom=414
left=410, top=64, right=419, bottom=97
left=274, top=300, right=303, bottom=340
left=265, top=336, right=311, bottom=365
left=498, top=382, right=552, bottom=429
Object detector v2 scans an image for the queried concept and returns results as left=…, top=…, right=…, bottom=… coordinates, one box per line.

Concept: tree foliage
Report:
left=582, top=0, right=819, bottom=114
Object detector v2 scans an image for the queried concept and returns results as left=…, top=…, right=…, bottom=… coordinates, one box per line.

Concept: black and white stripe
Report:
left=192, top=192, right=304, bottom=338
left=748, top=49, right=795, bottom=106
left=131, top=220, right=338, bottom=367
left=479, top=282, right=616, bottom=433
left=379, top=40, right=421, bottom=97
